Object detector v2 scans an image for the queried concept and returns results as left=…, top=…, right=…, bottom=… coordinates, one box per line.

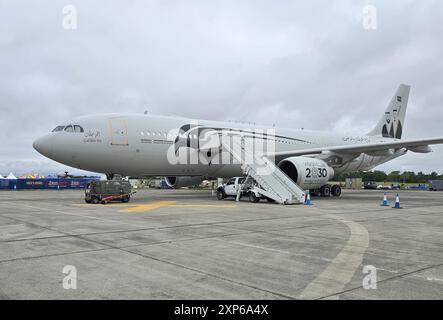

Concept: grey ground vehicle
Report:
left=430, top=180, right=443, bottom=191
left=85, top=180, right=132, bottom=204
left=363, top=181, right=378, bottom=190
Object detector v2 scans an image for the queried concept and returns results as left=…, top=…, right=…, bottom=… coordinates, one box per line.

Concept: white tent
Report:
left=6, top=173, right=17, bottom=179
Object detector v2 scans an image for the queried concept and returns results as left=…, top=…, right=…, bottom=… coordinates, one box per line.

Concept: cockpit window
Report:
left=74, top=125, right=84, bottom=133
left=64, top=125, right=74, bottom=133
left=52, top=126, right=65, bottom=132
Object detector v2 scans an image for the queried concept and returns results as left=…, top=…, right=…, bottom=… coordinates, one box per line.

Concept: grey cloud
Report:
left=1, top=0, right=443, bottom=176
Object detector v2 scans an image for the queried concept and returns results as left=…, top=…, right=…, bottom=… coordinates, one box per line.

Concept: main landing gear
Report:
left=311, top=184, right=342, bottom=197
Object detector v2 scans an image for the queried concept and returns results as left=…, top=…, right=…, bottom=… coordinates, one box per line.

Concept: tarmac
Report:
left=0, top=188, right=442, bottom=299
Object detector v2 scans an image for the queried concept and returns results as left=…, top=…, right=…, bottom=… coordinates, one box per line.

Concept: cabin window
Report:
left=226, top=178, right=236, bottom=185
left=74, top=125, right=84, bottom=133
left=64, top=125, right=74, bottom=133
left=52, top=126, right=65, bottom=132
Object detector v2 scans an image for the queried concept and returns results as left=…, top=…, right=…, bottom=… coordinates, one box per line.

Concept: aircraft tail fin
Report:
left=367, top=84, right=410, bottom=139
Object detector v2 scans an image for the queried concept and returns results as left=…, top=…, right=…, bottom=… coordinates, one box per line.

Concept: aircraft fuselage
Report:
left=33, top=113, right=405, bottom=178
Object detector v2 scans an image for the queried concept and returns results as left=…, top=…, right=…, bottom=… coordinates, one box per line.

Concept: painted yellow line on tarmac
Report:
left=72, top=201, right=237, bottom=213
left=119, top=201, right=237, bottom=213
left=121, top=201, right=177, bottom=213
left=170, top=204, right=237, bottom=208
left=72, top=203, right=136, bottom=207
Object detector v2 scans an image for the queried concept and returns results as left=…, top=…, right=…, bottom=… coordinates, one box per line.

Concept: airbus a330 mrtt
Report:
left=33, top=84, right=443, bottom=201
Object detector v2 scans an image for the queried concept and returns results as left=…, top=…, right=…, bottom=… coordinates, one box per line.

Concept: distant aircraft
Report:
left=33, top=84, right=443, bottom=200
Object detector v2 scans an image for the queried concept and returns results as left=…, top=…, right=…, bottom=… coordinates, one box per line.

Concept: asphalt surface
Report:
left=0, top=188, right=442, bottom=299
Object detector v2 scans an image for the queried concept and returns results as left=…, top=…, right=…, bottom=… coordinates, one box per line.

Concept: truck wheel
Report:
left=101, top=200, right=108, bottom=205
left=321, top=185, right=331, bottom=197
left=122, top=196, right=130, bottom=203
left=91, top=197, right=99, bottom=204
left=331, top=185, right=342, bottom=197
left=216, top=190, right=225, bottom=200
left=249, top=192, right=259, bottom=203
left=85, top=199, right=91, bottom=204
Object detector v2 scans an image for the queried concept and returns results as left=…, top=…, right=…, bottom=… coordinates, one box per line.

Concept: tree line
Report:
left=335, top=170, right=442, bottom=183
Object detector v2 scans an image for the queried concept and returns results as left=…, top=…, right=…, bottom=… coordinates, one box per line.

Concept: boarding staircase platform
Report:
left=220, top=135, right=306, bottom=204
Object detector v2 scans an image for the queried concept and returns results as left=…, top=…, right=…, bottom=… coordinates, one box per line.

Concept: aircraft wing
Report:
left=265, top=137, right=443, bottom=158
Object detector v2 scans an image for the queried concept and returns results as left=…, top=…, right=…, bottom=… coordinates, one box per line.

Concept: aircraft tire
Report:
left=321, top=185, right=331, bottom=197
left=331, top=185, right=342, bottom=197
left=249, top=192, right=259, bottom=203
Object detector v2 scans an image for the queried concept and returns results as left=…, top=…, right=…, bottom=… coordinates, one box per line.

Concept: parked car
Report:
left=216, top=177, right=251, bottom=200
left=363, top=181, right=378, bottom=189
left=216, top=177, right=274, bottom=203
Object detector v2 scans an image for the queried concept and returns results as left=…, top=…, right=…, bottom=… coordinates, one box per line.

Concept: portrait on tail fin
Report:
left=395, top=121, right=402, bottom=139
left=380, top=101, right=403, bottom=138
left=382, top=112, right=391, bottom=137
left=367, top=84, right=409, bottom=140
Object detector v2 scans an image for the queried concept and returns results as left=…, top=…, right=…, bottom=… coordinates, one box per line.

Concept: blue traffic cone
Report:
left=305, top=191, right=311, bottom=206
left=380, top=192, right=389, bottom=206
left=393, top=193, right=402, bottom=209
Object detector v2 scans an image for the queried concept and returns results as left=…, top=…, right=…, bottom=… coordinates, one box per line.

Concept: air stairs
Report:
left=220, top=136, right=306, bottom=204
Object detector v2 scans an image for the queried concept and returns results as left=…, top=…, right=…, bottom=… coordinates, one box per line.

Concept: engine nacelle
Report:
left=278, top=157, right=334, bottom=190
left=164, top=176, right=205, bottom=188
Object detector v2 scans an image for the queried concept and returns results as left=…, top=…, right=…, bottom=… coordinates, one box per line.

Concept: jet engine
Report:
left=278, top=156, right=334, bottom=190
left=164, top=176, right=206, bottom=188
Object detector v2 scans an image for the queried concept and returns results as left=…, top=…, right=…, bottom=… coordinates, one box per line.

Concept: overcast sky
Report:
left=1, top=0, right=443, bottom=176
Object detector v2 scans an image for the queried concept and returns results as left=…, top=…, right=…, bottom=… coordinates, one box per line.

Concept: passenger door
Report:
left=109, top=117, right=129, bottom=146
left=224, top=178, right=237, bottom=196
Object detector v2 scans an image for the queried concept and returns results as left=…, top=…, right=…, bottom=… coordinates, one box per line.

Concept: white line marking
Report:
left=298, top=214, right=369, bottom=300
left=2, top=201, right=145, bottom=228
left=218, top=239, right=334, bottom=263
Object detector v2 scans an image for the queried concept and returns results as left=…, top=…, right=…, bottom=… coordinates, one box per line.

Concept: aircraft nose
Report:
left=33, top=135, right=53, bottom=157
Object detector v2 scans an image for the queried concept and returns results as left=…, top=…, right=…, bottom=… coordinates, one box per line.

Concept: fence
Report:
left=0, top=178, right=100, bottom=190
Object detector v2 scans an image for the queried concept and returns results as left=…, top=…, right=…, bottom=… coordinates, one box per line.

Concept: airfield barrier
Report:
left=0, top=178, right=100, bottom=190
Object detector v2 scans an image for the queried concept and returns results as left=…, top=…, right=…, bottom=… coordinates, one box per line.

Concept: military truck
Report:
left=85, top=180, right=132, bottom=204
